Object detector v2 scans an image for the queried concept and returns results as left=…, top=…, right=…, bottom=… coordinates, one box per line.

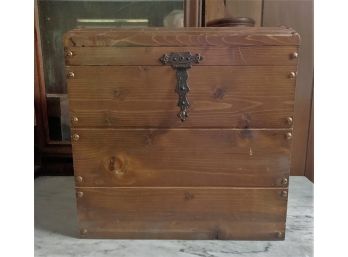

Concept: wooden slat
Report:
left=76, top=187, right=288, bottom=239
left=71, top=129, right=291, bottom=187
left=66, top=46, right=298, bottom=66
left=64, top=27, right=300, bottom=47
left=67, top=66, right=296, bottom=128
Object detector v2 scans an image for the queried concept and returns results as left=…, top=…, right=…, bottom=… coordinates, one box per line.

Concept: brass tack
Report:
left=281, top=190, right=288, bottom=198
left=281, top=178, right=288, bottom=186
left=67, top=71, right=75, bottom=79
left=76, top=191, right=84, bottom=198
left=290, top=52, right=298, bottom=59
left=288, top=72, right=296, bottom=79
left=71, top=116, right=79, bottom=123
left=72, top=133, right=80, bottom=141
left=76, top=176, right=83, bottom=183
left=65, top=50, right=73, bottom=57
left=80, top=228, right=88, bottom=235
left=285, top=132, right=293, bottom=140
left=286, top=117, right=293, bottom=126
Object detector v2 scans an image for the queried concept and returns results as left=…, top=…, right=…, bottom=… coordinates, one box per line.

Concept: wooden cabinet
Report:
left=35, top=0, right=187, bottom=142
left=66, top=27, right=299, bottom=239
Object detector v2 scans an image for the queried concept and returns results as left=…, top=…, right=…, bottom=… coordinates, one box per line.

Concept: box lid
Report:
left=64, top=27, right=300, bottom=47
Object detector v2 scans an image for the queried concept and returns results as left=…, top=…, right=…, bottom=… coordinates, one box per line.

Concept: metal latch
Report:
left=160, top=52, right=203, bottom=122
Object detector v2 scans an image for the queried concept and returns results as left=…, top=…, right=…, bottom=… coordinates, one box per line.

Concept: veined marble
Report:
left=35, top=176, right=313, bottom=257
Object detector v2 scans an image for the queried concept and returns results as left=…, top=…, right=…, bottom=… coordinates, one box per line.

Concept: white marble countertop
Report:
left=35, top=176, right=313, bottom=257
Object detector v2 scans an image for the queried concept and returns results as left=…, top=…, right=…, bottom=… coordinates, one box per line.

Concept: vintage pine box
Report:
left=64, top=27, right=300, bottom=240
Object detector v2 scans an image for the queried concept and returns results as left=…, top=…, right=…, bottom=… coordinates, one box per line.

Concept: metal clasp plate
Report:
left=160, top=52, right=203, bottom=122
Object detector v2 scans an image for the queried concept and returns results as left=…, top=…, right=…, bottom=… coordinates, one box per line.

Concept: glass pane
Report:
left=38, top=0, right=184, bottom=142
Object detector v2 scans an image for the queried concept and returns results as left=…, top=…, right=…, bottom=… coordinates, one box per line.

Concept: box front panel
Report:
left=64, top=27, right=300, bottom=47
left=65, top=28, right=298, bottom=240
left=71, top=128, right=291, bottom=187
left=66, top=46, right=298, bottom=66
left=67, top=66, right=296, bottom=128
left=76, top=187, right=287, bottom=240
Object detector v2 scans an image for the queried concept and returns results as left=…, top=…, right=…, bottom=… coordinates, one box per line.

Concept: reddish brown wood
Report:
left=67, top=66, right=296, bottom=128
left=72, top=129, right=291, bottom=187
left=64, top=27, right=300, bottom=47
left=66, top=46, right=298, bottom=66
left=76, top=187, right=287, bottom=240
left=65, top=27, right=299, bottom=239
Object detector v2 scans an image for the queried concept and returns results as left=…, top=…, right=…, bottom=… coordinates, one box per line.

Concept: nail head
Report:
left=281, top=178, right=288, bottom=186
left=290, top=52, right=298, bottom=59
left=77, top=191, right=84, bottom=198
left=287, top=117, right=293, bottom=126
left=67, top=71, right=75, bottom=79
left=286, top=132, right=293, bottom=140
left=289, top=72, right=296, bottom=79
left=76, top=176, right=83, bottom=183
left=72, top=134, right=80, bottom=141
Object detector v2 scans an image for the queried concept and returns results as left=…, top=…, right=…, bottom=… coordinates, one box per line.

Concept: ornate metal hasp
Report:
left=160, top=52, right=203, bottom=122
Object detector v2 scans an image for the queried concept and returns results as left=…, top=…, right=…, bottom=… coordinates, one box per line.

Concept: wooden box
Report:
left=64, top=27, right=300, bottom=240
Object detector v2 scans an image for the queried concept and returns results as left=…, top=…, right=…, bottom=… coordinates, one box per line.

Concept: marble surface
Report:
left=35, top=176, right=313, bottom=257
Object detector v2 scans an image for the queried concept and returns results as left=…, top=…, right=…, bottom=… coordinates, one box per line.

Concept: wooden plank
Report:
left=71, top=129, right=291, bottom=187
left=263, top=0, right=313, bottom=176
left=76, top=187, right=288, bottom=239
left=67, top=66, right=296, bottom=128
left=64, top=27, right=300, bottom=47
left=66, top=46, right=298, bottom=66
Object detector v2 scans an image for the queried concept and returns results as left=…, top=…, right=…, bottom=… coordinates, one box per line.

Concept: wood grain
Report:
left=67, top=66, right=296, bottom=128
left=263, top=0, right=312, bottom=176
left=76, top=187, right=287, bottom=239
left=66, top=46, right=298, bottom=66
left=71, top=129, right=291, bottom=187
left=64, top=27, right=300, bottom=47
left=64, top=27, right=299, bottom=240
